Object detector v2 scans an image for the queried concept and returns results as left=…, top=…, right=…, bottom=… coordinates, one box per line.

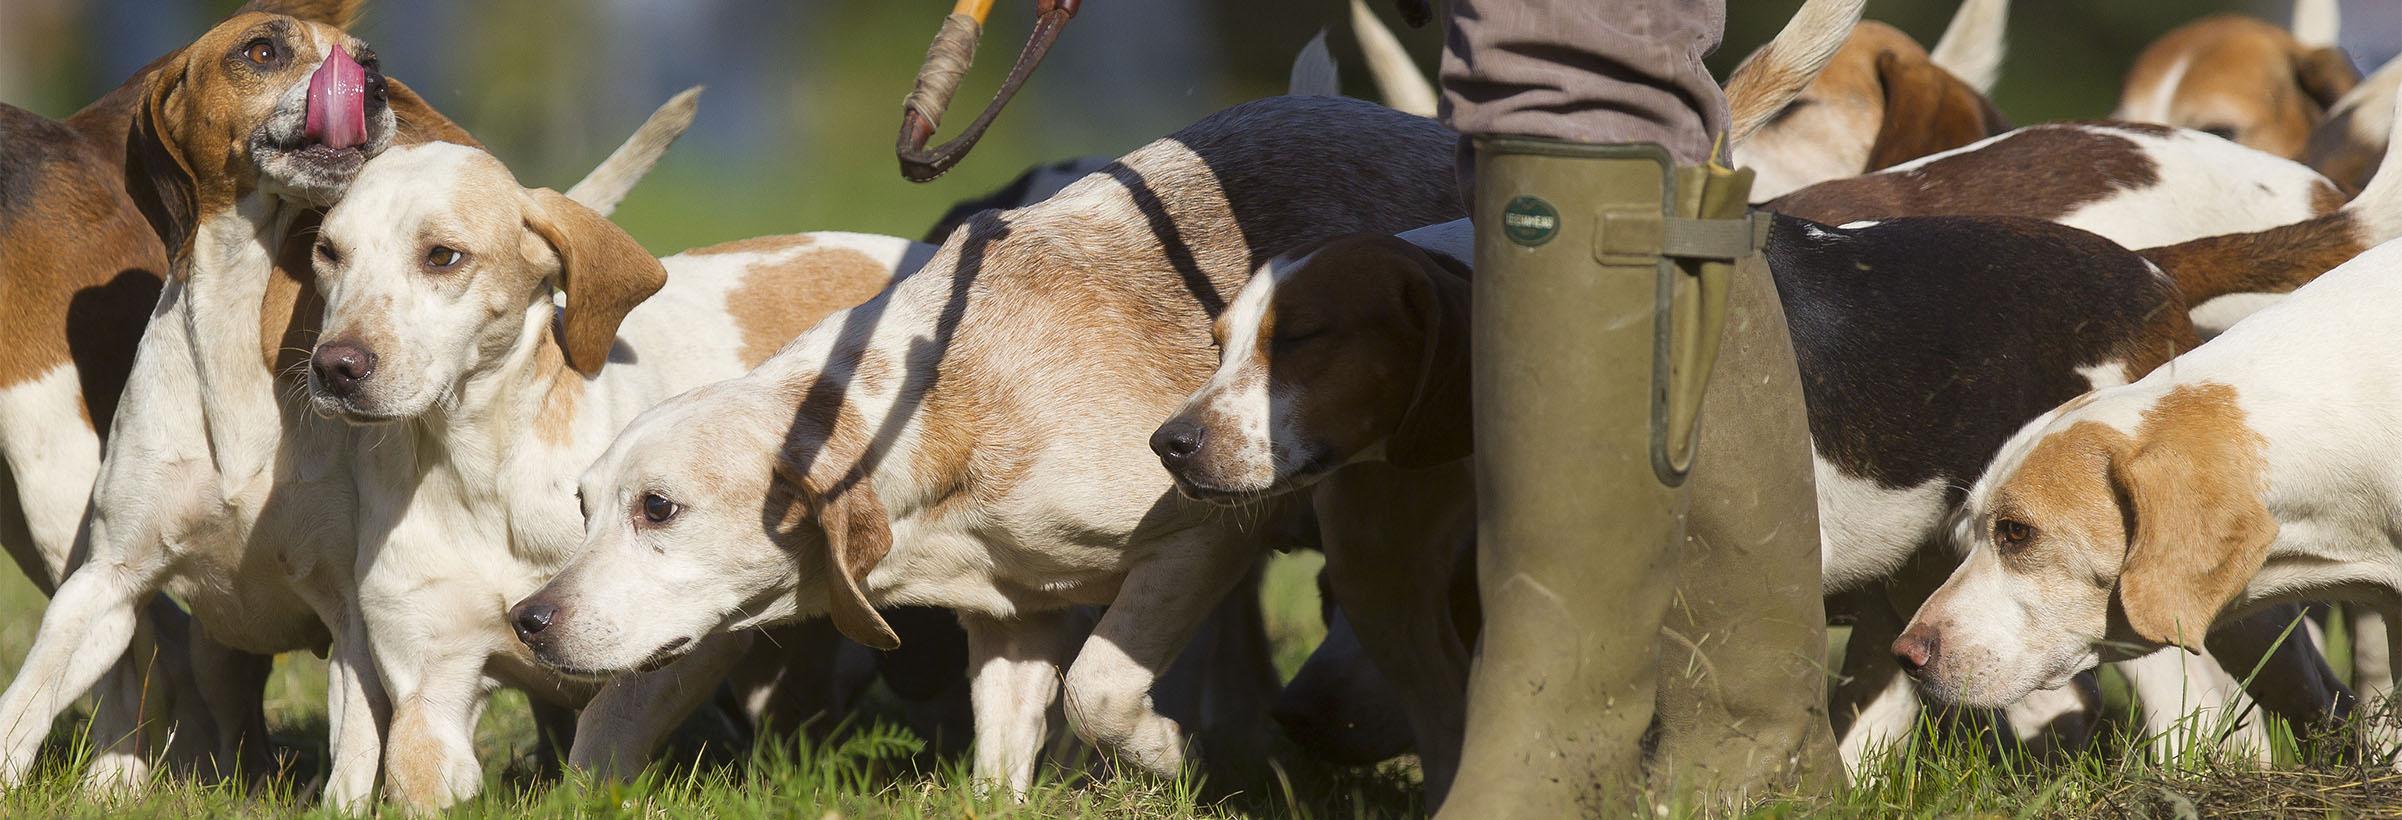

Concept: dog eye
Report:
left=314, top=240, right=343, bottom=266
left=244, top=40, right=278, bottom=66
left=1994, top=518, right=2037, bottom=550
left=640, top=492, right=679, bottom=524
left=424, top=246, right=466, bottom=270
left=2199, top=124, right=2238, bottom=142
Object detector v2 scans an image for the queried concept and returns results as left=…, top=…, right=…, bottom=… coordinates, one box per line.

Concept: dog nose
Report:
left=1151, top=421, right=1205, bottom=467
left=1893, top=624, right=1941, bottom=677
left=311, top=341, right=377, bottom=396
left=510, top=599, right=558, bottom=644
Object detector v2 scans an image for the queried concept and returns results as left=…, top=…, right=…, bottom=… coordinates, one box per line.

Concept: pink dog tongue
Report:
left=304, top=45, right=368, bottom=150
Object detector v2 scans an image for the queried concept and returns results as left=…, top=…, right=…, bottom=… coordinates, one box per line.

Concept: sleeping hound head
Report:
left=1150, top=233, right=1469, bottom=502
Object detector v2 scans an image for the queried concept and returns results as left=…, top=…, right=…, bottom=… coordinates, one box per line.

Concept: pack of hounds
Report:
left=1, top=0, right=2398, bottom=811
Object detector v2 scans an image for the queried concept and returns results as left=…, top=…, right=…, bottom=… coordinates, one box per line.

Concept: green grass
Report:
left=8, top=562, right=2402, bottom=817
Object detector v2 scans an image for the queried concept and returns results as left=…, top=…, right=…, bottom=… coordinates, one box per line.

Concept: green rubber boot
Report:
left=1441, top=139, right=1719, bottom=815
left=1649, top=193, right=1844, bottom=805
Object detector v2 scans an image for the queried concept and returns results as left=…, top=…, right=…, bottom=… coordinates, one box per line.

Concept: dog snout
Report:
left=1150, top=420, right=1206, bottom=468
left=1893, top=623, right=1941, bottom=678
left=509, top=598, right=559, bottom=645
left=311, top=340, right=378, bottom=396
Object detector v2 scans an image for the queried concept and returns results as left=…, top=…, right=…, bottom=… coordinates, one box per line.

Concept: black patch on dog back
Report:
left=1769, top=214, right=2189, bottom=496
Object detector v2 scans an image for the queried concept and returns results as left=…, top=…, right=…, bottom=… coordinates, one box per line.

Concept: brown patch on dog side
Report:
left=1767, top=124, right=2163, bottom=225
left=725, top=246, right=893, bottom=368
left=0, top=105, right=167, bottom=433
left=686, top=233, right=815, bottom=258
left=2114, top=382, right=2276, bottom=650
left=2140, top=212, right=2366, bottom=304
left=2120, top=14, right=2359, bottom=159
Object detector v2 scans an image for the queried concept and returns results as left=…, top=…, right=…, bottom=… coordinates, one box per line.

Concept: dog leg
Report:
left=1831, top=592, right=1918, bottom=771
left=379, top=654, right=490, bottom=811
left=1061, top=533, right=1254, bottom=781
left=2119, top=648, right=2268, bottom=764
left=964, top=609, right=1083, bottom=798
left=321, top=603, right=389, bottom=813
left=2353, top=608, right=2393, bottom=707
left=570, top=631, right=752, bottom=782
left=0, top=560, right=157, bottom=786
left=187, top=631, right=273, bottom=784
left=2205, top=605, right=2354, bottom=763
left=1315, top=461, right=1473, bottom=801
left=80, top=606, right=166, bottom=796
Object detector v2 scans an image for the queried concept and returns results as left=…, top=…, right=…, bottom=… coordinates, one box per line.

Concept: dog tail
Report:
left=2339, top=73, right=2402, bottom=234
left=564, top=86, right=703, bottom=216
left=2292, top=0, right=2340, bottom=49
left=1350, top=0, right=1437, bottom=117
left=238, top=0, right=364, bottom=28
left=2308, top=55, right=2402, bottom=194
left=1928, top=0, right=2008, bottom=95
left=2142, top=79, right=2402, bottom=311
left=1723, top=0, right=1867, bottom=150
left=1290, top=30, right=1341, bottom=98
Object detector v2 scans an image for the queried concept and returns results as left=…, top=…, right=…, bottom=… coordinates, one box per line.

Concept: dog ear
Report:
left=385, top=77, right=481, bottom=148
left=2295, top=46, right=2362, bottom=111
left=811, top=477, right=900, bottom=650
left=522, top=188, right=666, bottom=376
left=125, top=59, right=197, bottom=280
left=237, top=0, right=363, bottom=26
left=1387, top=245, right=1472, bottom=470
left=1866, top=50, right=2010, bottom=171
left=2109, top=403, right=2278, bottom=654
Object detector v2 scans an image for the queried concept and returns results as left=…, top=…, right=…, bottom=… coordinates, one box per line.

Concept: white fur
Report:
left=1816, top=454, right=1950, bottom=592
left=2114, top=55, right=2192, bottom=123
left=1922, top=237, right=2402, bottom=711
left=1928, top=0, right=2009, bottom=94
left=1892, top=124, right=2330, bottom=250
left=1348, top=0, right=1437, bottom=117
left=2291, top=0, right=2340, bottom=49
left=316, top=143, right=929, bottom=805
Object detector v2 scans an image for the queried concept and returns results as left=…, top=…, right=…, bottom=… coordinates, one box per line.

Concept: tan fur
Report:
left=0, top=115, right=163, bottom=424
left=532, top=338, right=583, bottom=447
left=522, top=188, right=668, bottom=376
left=1864, top=43, right=2011, bottom=170
left=727, top=246, right=893, bottom=368
left=2139, top=212, right=2366, bottom=305
left=2120, top=14, right=2359, bottom=158
left=687, top=233, right=813, bottom=257
left=2113, top=383, right=2277, bottom=651
left=1985, top=384, right=2274, bottom=653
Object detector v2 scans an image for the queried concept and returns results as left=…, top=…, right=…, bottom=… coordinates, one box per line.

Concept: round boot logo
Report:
left=1501, top=195, right=1559, bottom=247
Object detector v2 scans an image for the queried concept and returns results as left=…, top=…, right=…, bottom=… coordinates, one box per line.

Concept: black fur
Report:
left=1769, top=214, right=2188, bottom=497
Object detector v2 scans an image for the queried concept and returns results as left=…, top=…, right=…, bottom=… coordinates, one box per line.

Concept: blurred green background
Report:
left=4, top=0, right=2393, bottom=255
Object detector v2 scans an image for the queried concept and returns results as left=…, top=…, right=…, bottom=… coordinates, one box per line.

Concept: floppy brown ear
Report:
left=1386, top=246, right=1473, bottom=469
left=2296, top=46, right=2362, bottom=111
left=125, top=60, right=197, bottom=280
left=813, top=478, right=900, bottom=650
left=522, top=188, right=666, bottom=376
left=237, top=0, right=363, bottom=27
left=385, top=78, right=481, bottom=148
left=2110, top=397, right=2278, bottom=654
left=1866, top=50, right=2010, bottom=171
